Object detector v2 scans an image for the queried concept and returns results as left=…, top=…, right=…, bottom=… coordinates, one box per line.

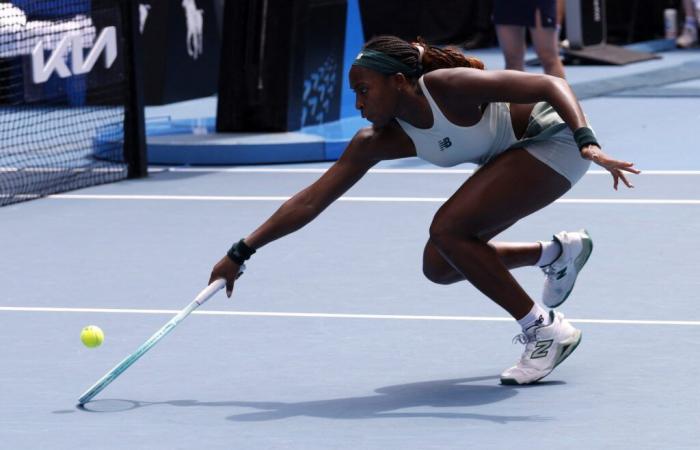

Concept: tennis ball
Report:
left=80, top=325, right=104, bottom=348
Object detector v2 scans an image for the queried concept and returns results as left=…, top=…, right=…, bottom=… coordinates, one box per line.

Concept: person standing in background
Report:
left=556, top=0, right=566, bottom=47
left=677, top=0, right=699, bottom=48
left=493, top=0, right=566, bottom=78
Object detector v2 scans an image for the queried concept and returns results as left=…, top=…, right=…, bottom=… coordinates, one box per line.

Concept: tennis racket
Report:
left=78, top=274, right=235, bottom=405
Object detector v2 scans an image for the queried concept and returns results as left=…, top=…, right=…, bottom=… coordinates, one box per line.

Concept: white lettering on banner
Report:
left=139, top=4, right=151, bottom=34
left=182, top=0, right=204, bottom=60
left=593, top=0, right=601, bottom=22
left=31, top=26, right=117, bottom=84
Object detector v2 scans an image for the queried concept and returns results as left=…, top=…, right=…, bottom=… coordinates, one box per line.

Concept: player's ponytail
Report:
left=356, top=35, right=485, bottom=80
left=416, top=37, right=485, bottom=72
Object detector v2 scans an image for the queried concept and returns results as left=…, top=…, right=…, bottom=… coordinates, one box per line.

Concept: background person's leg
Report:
left=677, top=0, right=699, bottom=48
left=530, top=9, right=566, bottom=78
left=495, top=25, right=527, bottom=71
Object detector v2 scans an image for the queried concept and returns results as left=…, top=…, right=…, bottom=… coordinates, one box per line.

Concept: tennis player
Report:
left=209, top=36, right=639, bottom=385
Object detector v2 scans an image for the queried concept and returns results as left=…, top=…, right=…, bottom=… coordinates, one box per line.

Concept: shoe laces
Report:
left=512, top=333, right=532, bottom=345
left=512, top=314, right=546, bottom=345
left=542, top=265, right=557, bottom=276
left=542, top=261, right=569, bottom=280
left=511, top=332, right=539, bottom=366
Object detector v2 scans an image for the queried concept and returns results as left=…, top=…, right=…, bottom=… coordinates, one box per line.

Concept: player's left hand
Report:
left=581, top=144, right=640, bottom=190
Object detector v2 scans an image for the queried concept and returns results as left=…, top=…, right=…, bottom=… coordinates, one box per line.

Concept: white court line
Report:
left=47, top=194, right=700, bottom=205
left=1, top=306, right=699, bottom=326
left=0, top=168, right=125, bottom=173
left=151, top=167, right=700, bottom=176
left=1, top=167, right=695, bottom=175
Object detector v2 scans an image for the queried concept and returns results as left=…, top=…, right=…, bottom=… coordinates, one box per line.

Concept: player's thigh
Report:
left=429, top=148, right=571, bottom=240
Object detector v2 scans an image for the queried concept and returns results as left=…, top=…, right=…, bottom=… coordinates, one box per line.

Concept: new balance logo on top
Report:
left=438, top=137, right=452, bottom=151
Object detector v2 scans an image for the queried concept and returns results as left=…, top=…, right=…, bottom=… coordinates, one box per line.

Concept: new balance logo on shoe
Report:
left=438, top=137, right=452, bottom=151
left=531, top=339, right=554, bottom=359
left=541, top=229, right=593, bottom=308
left=501, top=311, right=582, bottom=385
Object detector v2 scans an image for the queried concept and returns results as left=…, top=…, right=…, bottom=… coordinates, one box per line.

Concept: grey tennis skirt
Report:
left=496, top=102, right=592, bottom=186
left=523, top=127, right=591, bottom=186
left=493, top=0, right=557, bottom=28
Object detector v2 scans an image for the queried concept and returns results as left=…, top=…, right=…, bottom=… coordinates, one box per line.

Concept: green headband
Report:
left=352, top=49, right=422, bottom=78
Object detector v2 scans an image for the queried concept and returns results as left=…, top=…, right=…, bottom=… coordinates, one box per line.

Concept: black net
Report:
left=0, top=0, right=142, bottom=206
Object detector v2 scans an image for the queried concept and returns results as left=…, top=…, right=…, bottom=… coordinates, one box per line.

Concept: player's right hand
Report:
left=580, top=144, right=640, bottom=190
left=209, top=256, right=242, bottom=297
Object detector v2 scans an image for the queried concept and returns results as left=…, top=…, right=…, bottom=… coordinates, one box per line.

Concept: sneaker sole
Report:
left=545, top=229, right=593, bottom=309
left=500, top=330, right=583, bottom=386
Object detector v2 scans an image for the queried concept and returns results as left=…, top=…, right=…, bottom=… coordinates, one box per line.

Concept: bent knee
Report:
left=422, top=240, right=460, bottom=285
left=429, top=218, right=471, bottom=250
left=422, top=261, right=457, bottom=285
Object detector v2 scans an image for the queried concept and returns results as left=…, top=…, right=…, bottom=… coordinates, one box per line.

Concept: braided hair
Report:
left=362, top=35, right=485, bottom=79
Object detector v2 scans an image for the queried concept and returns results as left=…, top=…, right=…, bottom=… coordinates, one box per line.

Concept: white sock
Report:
left=517, top=302, right=550, bottom=333
left=536, top=239, right=562, bottom=267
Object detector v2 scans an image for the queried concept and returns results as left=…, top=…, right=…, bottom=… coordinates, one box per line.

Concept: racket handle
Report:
left=195, top=279, right=226, bottom=305
left=207, top=263, right=243, bottom=290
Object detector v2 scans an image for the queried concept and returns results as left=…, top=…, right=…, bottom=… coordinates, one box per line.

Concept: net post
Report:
left=120, top=0, right=147, bottom=178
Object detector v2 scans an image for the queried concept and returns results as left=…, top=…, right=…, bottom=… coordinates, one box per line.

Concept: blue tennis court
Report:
left=2, top=2, right=700, bottom=448
left=3, top=86, right=700, bottom=448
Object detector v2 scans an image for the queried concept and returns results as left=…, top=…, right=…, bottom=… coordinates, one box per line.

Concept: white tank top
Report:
left=395, top=76, right=518, bottom=167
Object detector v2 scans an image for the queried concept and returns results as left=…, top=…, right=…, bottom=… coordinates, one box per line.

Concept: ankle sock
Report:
left=517, top=303, right=550, bottom=333
left=536, top=239, right=562, bottom=267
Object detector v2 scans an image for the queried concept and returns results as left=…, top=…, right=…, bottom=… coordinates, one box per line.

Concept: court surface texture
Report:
left=1, top=48, right=699, bottom=449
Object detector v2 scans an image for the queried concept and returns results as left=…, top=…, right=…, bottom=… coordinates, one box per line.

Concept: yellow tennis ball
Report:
left=81, top=325, right=104, bottom=348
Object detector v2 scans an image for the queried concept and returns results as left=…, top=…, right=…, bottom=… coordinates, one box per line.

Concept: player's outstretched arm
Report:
left=208, top=127, right=389, bottom=296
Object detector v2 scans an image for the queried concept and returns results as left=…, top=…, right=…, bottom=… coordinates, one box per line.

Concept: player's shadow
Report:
left=78, top=375, right=562, bottom=424
left=219, top=375, right=560, bottom=423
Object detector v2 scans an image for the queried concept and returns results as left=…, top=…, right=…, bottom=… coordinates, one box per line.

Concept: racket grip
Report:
left=195, top=279, right=226, bottom=305
left=211, top=264, right=244, bottom=286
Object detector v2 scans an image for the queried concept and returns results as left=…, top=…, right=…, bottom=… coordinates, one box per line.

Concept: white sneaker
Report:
left=500, top=310, right=582, bottom=385
left=541, top=229, right=593, bottom=308
left=677, top=25, right=698, bottom=49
